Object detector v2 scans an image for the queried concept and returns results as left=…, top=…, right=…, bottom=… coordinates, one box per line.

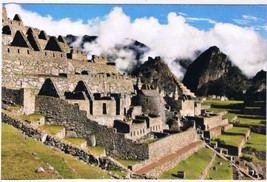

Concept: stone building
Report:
left=3, top=9, right=228, bottom=174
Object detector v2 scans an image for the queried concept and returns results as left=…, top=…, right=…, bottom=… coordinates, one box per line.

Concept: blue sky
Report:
left=19, top=4, right=267, bottom=36
left=4, top=3, right=267, bottom=77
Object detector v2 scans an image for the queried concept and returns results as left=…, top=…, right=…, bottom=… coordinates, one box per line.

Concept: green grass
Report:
left=225, top=127, right=249, bottom=135
left=39, top=125, right=64, bottom=135
left=215, top=135, right=244, bottom=147
left=143, top=138, right=159, bottom=144
left=87, top=146, right=105, bottom=156
left=207, top=108, right=225, bottom=114
left=214, top=127, right=248, bottom=147
left=235, top=117, right=265, bottom=126
left=21, top=113, right=44, bottom=122
left=223, top=113, right=236, bottom=120
left=202, top=100, right=243, bottom=106
left=109, top=170, right=128, bottom=178
left=117, top=159, right=141, bottom=167
left=63, top=137, right=87, bottom=147
left=244, top=132, right=266, bottom=152
left=205, top=156, right=233, bottom=180
left=204, top=99, right=265, bottom=126
left=1, top=123, right=111, bottom=179
left=6, top=104, right=21, bottom=111
left=160, top=147, right=214, bottom=179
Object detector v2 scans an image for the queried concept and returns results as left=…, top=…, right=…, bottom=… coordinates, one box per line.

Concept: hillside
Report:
left=131, top=56, right=179, bottom=95
left=182, top=46, right=248, bottom=99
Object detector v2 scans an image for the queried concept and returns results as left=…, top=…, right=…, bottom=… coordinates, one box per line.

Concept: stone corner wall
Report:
left=148, top=127, right=199, bottom=161
left=2, top=87, right=24, bottom=105
left=35, top=95, right=149, bottom=160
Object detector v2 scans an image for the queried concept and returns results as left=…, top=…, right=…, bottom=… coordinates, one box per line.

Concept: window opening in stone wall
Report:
left=27, top=50, right=29, bottom=54
left=45, top=52, right=47, bottom=56
left=61, top=54, right=63, bottom=57
left=53, top=53, right=55, bottom=57
left=103, top=103, right=107, bottom=114
left=17, top=49, right=20, bottom=53
left=90, top=100, right=93, bottom=115
left=124, top=108, right=127, bottom=116
left=7, top=48, right=10, bottom=53
left=116, top=98, right=120, bottom=115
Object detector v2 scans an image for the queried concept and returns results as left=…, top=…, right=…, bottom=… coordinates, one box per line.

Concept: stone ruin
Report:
left=1, top=8, right=234, bottom=177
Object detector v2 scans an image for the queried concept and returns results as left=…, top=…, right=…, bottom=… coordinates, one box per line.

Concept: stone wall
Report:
left=23, top=88, right=37, bottom=115
left=3, top=46, right=69, bottom=76
left=219, top=129, right=250, bottom=156
left=179, top=99, right=195, bottom=116
left=148, top=127, right=199, bottom=161
left=35, top=96, right=149, bottom=160
left=146, top=142, right=204, bottom=178
left=2, top=113, right=125, bottom=171
left=2, top=73, right=135, bottom=96
left=72, top=60, right=117, bottom=74
left=2, top=87, right=24, bottom=105
left=209, top=126, right=222, bottom=138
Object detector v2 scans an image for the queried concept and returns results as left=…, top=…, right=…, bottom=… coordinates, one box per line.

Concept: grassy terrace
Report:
left=225, top=127, right=250, bottom=135
left=214, top=127, right=249, bottom=147
left=203, top=99, right=266, bottom=126
left=244, top=132, right=266, bottom=152
left=63, top=137, right=87, bottom=146
left=143, top=138, right=159, bottom=144
left=87, top=146, right=105, bottom=156
left=117, top=159, right=141, bottom=167
left=20, top=113, right=44, bottom=122
left=39, top=125, right=64, bottom=135
left=160, top=147, right=214, bottom=179
left=1, top=123, right=111, bottom=179
left=202, top=100, right=244, bottom=106
left=205, top=156, right=233, bottom=180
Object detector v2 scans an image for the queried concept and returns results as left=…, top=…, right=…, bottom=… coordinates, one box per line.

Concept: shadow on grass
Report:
left=238, top=115, right=266, bottom=120
left=222, top=133, right=246, bottom=136
left=211, top=103, right=244, bottom=110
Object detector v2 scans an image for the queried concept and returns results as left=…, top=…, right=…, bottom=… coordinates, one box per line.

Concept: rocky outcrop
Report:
left=182, top=46, right=247, bottom=99
left=244, top=70, right=266, bottom=105
left=132, top=56, right=180, bottom=96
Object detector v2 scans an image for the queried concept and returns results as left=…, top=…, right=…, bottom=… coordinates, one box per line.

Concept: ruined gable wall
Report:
left=148, top=127, right=199, bottom=161
left=179, top=99, right=195, bottom=116
left=3, top=46, right=69, bottom=75
left=203, top=115, right=228, bottom=129
left=35, top=96, right=149, bottom=160
left=71, top=60, right=117, bottom=74
left=2, top=74, right=134, bottom=98
left=66, top=99, right=90, bottom=116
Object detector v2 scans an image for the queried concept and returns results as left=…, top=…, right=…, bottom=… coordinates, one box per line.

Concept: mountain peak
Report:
left=182, top=46, right=247, bottom=98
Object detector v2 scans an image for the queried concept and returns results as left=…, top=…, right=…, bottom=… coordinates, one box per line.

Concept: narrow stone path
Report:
left=199, top=153, right=216, bottom=179
left=204, top=143, right=256, bottom=180
left=135, top=141, right=203, bottom=175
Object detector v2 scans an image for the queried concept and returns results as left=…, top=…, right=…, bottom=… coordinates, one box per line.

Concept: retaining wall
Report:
left=35, top=96, right=149, bottom=160
left=1, top=113, right=124, bottom=171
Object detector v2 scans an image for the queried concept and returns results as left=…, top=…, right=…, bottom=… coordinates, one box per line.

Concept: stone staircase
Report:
left=174, top=77, right=196, bottom=98
left=205, top=143, right=257, bottom=180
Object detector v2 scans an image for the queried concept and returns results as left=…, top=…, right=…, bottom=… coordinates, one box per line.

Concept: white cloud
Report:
left=232, top=18, right=249, bottom=25
left=5, top=4, right=267, bottom=78
left=187, top=17, right=217, bottom=24
left=5, top=4, right=91, bottom=36
left=242, top=15, right=259, bottom=21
